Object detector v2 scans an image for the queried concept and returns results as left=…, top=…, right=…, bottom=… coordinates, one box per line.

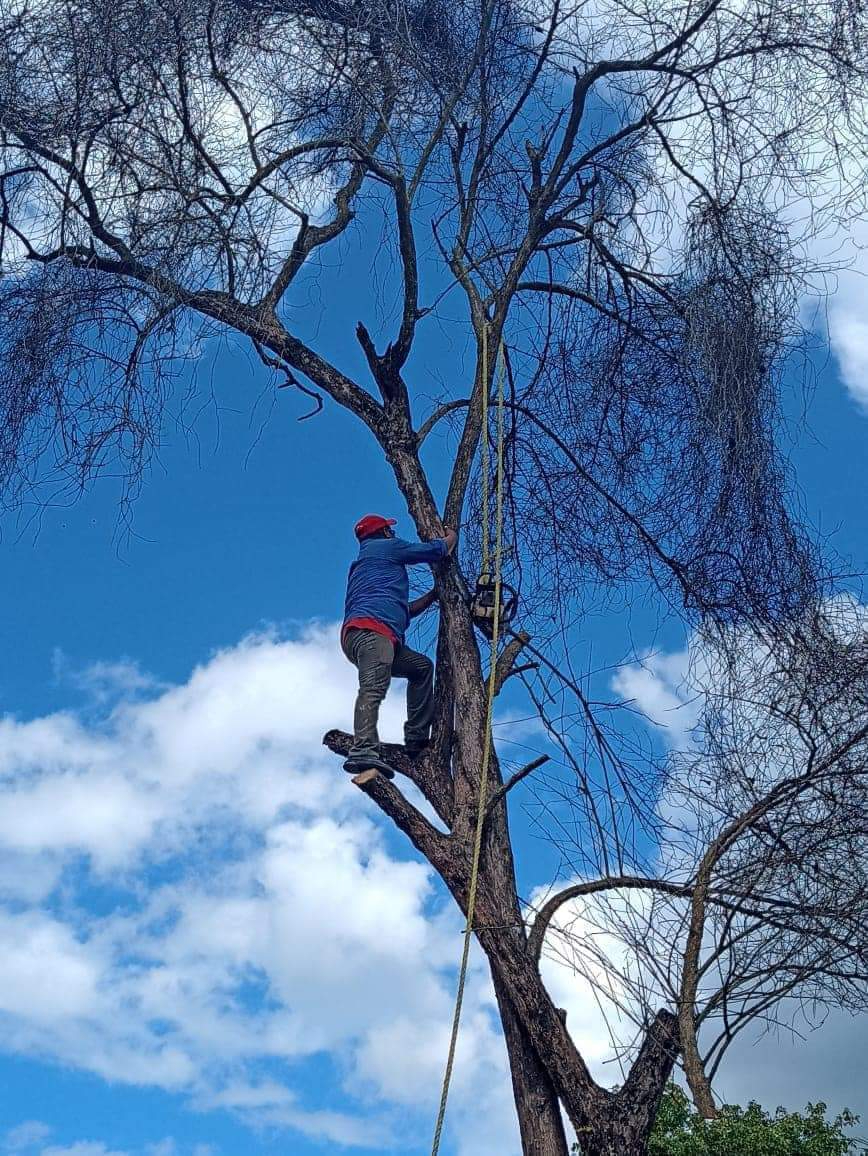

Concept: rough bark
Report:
left=324, top=731, right=572, bottom=1152
left=491, top=970, right=571, bottom=1156
left=680, top=1012, right=718, bottom=1120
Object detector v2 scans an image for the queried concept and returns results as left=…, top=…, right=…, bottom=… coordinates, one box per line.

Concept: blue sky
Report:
left=2, top=95, right=868, bottom=1156
left=0, top=314, right=865, bottom=1156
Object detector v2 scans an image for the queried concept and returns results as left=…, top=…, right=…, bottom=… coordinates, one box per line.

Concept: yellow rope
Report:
left=430, top=325, right=507, bottom=1156
left=480, top=326, right=491, bottom=576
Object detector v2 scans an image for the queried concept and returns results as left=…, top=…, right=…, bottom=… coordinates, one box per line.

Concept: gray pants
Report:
left=341, top=628, right=434, bottom=757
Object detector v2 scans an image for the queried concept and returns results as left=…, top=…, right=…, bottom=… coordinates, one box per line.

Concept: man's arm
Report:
left=392, top=527, right=458, bottom=565
left=409, top=588, right=439, bottom=618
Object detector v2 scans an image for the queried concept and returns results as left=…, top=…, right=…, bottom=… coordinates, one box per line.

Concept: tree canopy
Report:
left=2, top=1, right=867, bottom=1152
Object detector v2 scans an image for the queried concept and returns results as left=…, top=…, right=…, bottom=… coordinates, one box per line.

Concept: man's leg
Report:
left=342, top=629, right=395, bottom=764
left=392, top=644, right=435, bottom=750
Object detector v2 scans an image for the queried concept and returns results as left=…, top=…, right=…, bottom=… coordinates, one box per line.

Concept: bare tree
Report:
left=529, top=599, right=868, bottom=1124
left=1, top=1, right=865, bottom=1152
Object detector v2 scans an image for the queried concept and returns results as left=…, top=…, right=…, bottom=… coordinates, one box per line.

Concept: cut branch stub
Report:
left=322, top=728, right=454, bottom=826
left=322, top=730, right=450, bottom=864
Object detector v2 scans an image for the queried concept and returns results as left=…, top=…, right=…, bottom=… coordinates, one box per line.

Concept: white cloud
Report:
left=0, top=1124, right=213, bottom=1156
left=0, top=623, right=862, bottom=1153
left=830, top=304, right=868, bottom=405
left=613, top=595, right=868, bottom=751
left=611, top=646, right=697, bottom=744
left=820, top=217, right=868, bottom=408
left=52, top=652, right=165, bottom=704
left=0, top=910, right=101, bottom=1022
left=0, top=626, right=518, bottom=1153
left=3, top=1124, right=53, bottom=1152
left=42, top=1145, right=127, bottom=1156
left=605, top=615, right=868, bottom=1123
left=528, top=877, right=679, bottom=1091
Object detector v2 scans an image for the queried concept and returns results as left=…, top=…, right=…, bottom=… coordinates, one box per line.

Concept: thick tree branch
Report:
left=416, top=398, right=471, bottom=444
left=529, top=876, right=692, bottom=965
left=322, top=728, right=454, bottom=827
left=26, top=242, right=386, bottom=434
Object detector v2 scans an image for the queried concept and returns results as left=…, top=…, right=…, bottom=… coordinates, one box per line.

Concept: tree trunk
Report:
left=491, top=969, right=570, bottom=1155
left=678, top=872, right=719, bottom=1119
left=572, top=1008, right=682, bottom=1155
left=575, top=1121, right=652, bottom=1156
left=681, top=1036, right=718, bottom=1118
left=343, top=446, right=681, bottom=1154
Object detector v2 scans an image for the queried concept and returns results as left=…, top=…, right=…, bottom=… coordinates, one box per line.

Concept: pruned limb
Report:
left=322, top=730, right=451, bottom=863
left=322, top=728, right=453, bottom=826
left=616, top=1008, right=682, bottom=1131
left=485, top=754, right=550, bottom=818
left=355, top=321, right=380, bottom=377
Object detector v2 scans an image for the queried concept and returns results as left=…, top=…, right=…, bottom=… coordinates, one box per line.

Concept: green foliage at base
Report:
left=572, top=1085, right=866, bottom=1155
left=647, top=1084, right=865, bottom=1155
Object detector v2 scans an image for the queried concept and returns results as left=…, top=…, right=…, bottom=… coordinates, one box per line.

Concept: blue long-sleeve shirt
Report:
left=343, top=536, right=447, bottom=642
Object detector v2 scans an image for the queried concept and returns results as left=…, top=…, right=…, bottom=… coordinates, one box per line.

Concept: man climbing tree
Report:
left=341, top=514, right=457, bottom=776
left=1, top=0, right=866, bottom=1153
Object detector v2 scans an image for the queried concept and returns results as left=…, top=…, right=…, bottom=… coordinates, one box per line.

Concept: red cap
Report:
left=354, top=514, right=397, bottom=540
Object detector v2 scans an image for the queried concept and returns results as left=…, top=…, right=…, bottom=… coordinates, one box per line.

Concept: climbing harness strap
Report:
left=430, top=324, right=507, bottom=1156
